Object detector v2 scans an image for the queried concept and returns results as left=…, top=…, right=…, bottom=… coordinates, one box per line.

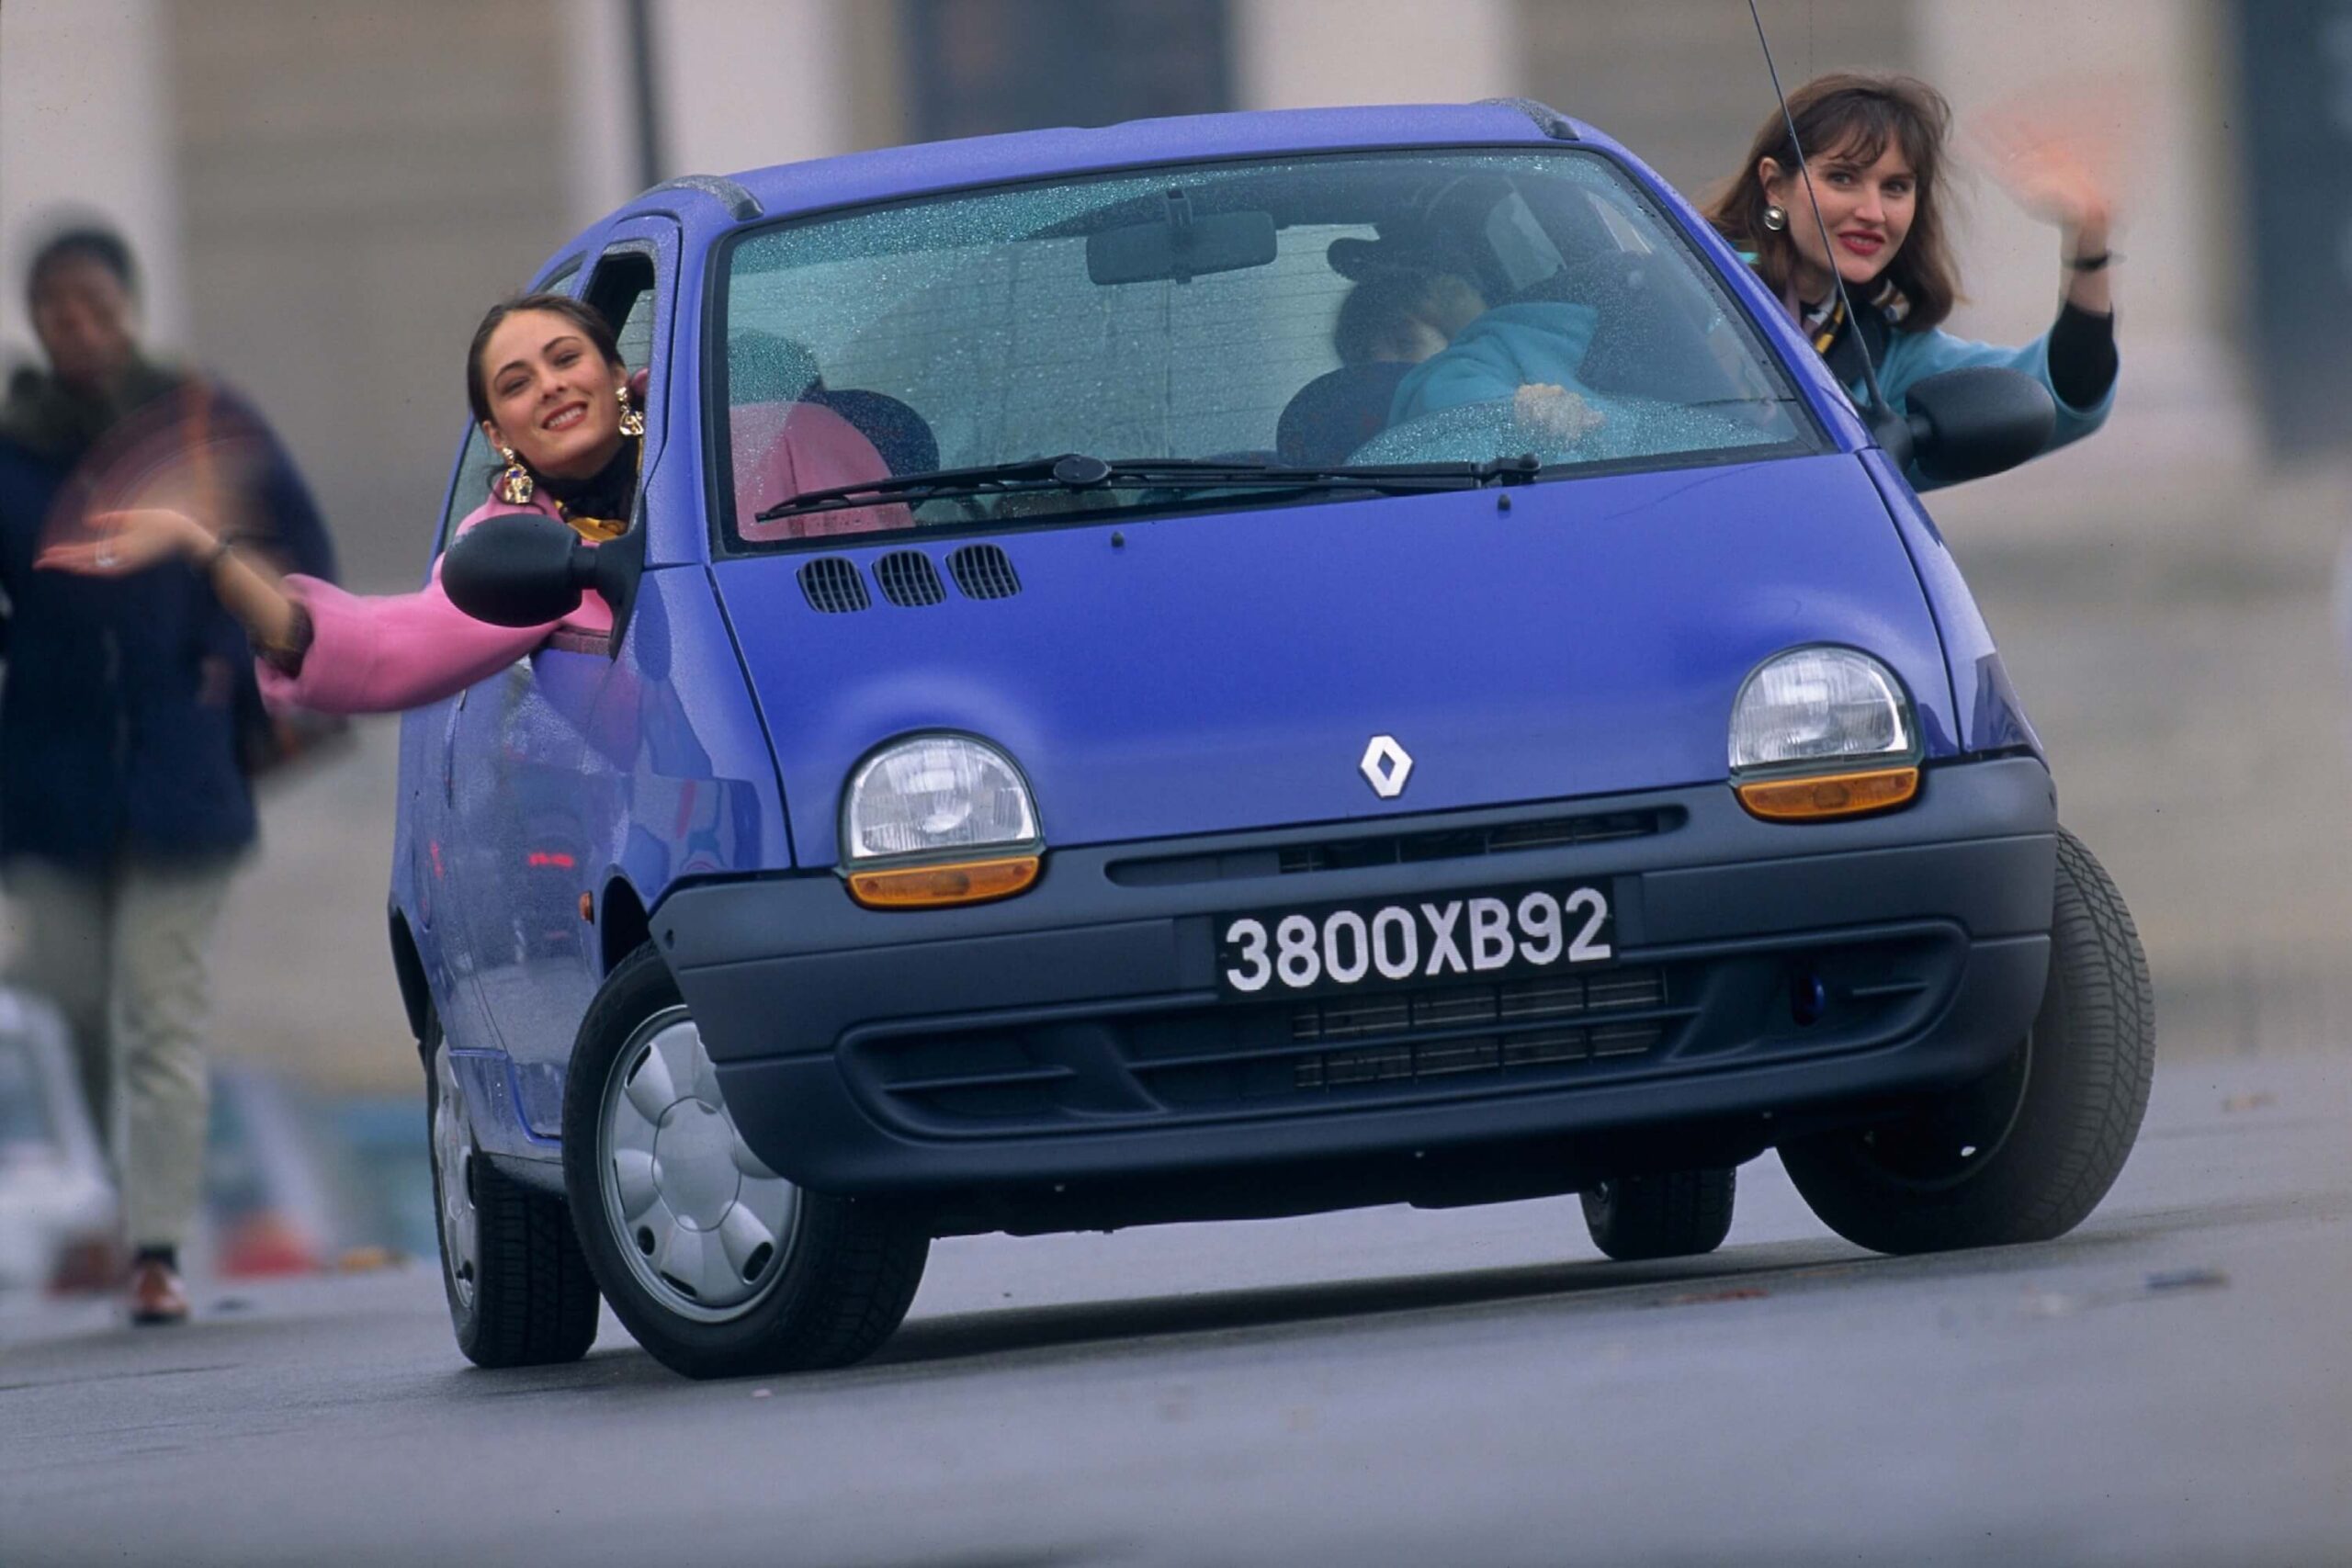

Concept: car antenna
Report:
left=1742, top=0, right=1912, bottom=468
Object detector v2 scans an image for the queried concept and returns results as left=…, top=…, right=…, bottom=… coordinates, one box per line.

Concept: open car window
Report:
left=716, top=148, right=1818, bottom=548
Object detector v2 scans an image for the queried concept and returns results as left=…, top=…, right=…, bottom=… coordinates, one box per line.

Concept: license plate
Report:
left=1215, top=882, right=1614, bottom=999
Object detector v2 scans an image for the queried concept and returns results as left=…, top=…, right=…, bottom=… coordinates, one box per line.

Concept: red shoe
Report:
left=129, top=1259, right=189, bottom=1325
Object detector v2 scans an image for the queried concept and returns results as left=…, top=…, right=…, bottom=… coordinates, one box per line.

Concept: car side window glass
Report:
left=435, top=424, right=499, bottom=558
left=582, top=249, right=659, bottom=542
left=586, top=250, right=657, bottom=382
left=612, top=285, right=655, bottom=373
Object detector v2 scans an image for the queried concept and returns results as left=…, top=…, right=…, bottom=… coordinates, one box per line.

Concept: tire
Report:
left=562, top=943, right=929, bottom=1380
left=1780, top=827, right=2154, bottom=1256
left=1580, top=1168, right=1736, bottom=1261
left=426, top=1010, right=601, bottom=1368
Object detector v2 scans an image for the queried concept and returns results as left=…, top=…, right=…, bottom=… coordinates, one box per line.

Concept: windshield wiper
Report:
left=752, top=452, right=1545, bottom=524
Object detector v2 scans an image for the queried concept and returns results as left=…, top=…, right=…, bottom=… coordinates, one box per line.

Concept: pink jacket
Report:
left=256, top=403, right=909, bottom=715
left=254, top=491, right=605, bottom=716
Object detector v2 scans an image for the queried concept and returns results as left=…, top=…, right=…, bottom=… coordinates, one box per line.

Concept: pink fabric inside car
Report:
left=731, top=400, right=912, bottom=541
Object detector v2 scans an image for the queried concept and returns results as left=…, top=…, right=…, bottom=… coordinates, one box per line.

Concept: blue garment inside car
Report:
left=1387, top=300, right=1600, bottom=423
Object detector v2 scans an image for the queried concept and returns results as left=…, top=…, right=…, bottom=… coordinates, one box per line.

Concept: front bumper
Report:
left=665, top=757, right=2055, bottom=1210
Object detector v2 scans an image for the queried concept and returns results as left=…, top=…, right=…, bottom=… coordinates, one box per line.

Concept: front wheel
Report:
left=426, top=1013, right=600, bottom=1367
left=1780, top=828, right=2154, bottom=1255
left=1580, top=1168, right=1736, bottom=1261
left=562, top=944, right=930, bottom=1380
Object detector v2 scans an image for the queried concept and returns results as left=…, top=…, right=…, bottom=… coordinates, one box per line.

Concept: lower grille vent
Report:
left=1280, top=969, right=1669, bottom=1091
left=1108, top=808, right=1681, bottom=887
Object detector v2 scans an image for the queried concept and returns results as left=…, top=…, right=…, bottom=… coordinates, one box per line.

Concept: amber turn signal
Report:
left=847, top=853, right=1042, bottom=909
left=1736, top=765, right=1919, bottom=821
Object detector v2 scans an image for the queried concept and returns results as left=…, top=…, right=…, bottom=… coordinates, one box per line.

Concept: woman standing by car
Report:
left=1705, top=72, right=2120, bottom=476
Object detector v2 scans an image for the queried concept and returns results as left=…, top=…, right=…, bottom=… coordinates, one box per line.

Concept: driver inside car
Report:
left=1368, top=187, right=1614, bottom=450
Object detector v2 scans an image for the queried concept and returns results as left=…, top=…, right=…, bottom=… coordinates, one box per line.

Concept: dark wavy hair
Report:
left=1706, top=73, right=1961, bottom=333
left=465, top=291, right=624, bottom=426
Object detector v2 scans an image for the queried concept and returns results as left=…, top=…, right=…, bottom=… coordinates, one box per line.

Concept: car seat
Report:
left=813, top=389, right=939, bottom=478
left=1540, top=252, right=1733, bottom=406
left=730, top=400, right=913, bottom=542
left=1275, top=361, right=1415, bottom=467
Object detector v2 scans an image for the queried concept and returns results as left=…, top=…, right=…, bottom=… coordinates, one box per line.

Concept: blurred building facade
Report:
left=1, top=1, right=2330, bottom=1085
left=0, top=0, right=2256, bottom=586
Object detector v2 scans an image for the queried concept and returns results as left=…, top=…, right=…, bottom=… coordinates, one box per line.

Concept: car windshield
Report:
left=716, top=148, right=1814, bottom=547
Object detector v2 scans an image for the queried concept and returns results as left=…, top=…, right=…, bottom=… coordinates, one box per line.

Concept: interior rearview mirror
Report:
left=1087, top=190, right=1276, bottom=286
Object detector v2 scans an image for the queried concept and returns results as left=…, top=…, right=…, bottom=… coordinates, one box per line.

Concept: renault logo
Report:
left=1360, top=735, right=1413, bottom=799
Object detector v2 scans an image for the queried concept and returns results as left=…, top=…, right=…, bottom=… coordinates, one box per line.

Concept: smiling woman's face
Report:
left=1761, top=138, right=1918, bottom=297
left=478, top=309, right=629, bottom=479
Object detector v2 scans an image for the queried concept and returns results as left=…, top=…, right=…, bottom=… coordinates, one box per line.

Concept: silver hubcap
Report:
left=433, top=1045, right=480, bottom=1312
left=598, top=1007, right=798, bottom=1323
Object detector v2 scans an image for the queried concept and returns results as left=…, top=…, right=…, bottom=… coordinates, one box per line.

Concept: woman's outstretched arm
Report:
left=40, top=504, right=569, bottom=715
left=39, top=506, right=306, bottom=651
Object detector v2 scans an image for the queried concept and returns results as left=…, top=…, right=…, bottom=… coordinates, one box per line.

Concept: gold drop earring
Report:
left=495, top=445, right=535, bottom=504
left=616, top=385, right=646, bottom=438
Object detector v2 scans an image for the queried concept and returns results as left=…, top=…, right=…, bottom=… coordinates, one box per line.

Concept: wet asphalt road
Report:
left=3, top=1048, right=2348, bottom=1568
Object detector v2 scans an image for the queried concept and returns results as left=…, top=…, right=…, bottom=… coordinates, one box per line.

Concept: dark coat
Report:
left=0, top=372, right=337, bottom=870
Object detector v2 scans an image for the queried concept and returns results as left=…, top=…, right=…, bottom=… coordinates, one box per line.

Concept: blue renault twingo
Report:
left=410, top=102, right=2153, bottom=1379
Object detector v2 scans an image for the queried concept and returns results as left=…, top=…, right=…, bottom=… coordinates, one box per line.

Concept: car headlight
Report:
left=842, top=734, right=1042, bottom=907
left=1728, top=647, right=1920, bottom=820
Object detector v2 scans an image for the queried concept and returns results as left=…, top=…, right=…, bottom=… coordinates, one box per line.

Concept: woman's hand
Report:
left=46, top=505, right=306, bottom=653
left=1980, top=113, right=2115, bottom=245
left=35, top=508, right=212, bottom=577
left=1513, top=383, right=1605, bottom=445
left=1976, top=99, right=2125, bottom=314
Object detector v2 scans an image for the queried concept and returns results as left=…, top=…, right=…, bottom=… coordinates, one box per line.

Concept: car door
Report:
left=445, top=220, right=678, bottom=1134
left=405, top=258, right=586, bottom=1066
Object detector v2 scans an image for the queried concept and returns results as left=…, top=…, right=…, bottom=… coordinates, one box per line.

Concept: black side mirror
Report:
left=442, top=513, right=644, bottom=650
left=1892, top=367, right=2057, bottom=486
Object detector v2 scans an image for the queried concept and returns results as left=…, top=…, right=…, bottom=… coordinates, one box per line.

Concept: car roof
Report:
left=630, top=102, right=1618, bottom=234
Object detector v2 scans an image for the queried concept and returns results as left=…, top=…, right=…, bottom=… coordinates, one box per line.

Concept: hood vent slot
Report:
left=948, top=543, right=1021, bottom=600
left=798, top=557, right=870, bottom=614
left=875, top=550, right=946, bottom=607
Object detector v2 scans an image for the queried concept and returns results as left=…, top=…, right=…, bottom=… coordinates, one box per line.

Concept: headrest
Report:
left=1276, top=361, right=1415, bottom=468
left=816, top=389, right=939, bottom=478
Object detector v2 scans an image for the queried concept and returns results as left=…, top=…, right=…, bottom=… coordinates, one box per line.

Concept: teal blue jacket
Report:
left=1861, top=320, right=2114, bottom=486
left=1389, top=302, right=1598, bottom=424
left=1389, top=291, right=2113, bottom=491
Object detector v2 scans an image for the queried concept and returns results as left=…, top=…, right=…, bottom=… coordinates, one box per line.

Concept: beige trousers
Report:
left=4, top=854, right=240, bottom=1251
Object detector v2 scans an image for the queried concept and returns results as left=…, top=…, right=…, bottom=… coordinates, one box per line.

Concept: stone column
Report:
left=0, top=0, right=184, bottom=363
left=1231, top=0, right=1521, bottom=110
left=1912, top=0, right=2251, bottom=487
left=564, top=0, right=645, bottom=224
left=650, top=0, right=860, bottom=179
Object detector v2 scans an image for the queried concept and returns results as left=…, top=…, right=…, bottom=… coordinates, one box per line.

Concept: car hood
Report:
left=711, top=454, right=1951, bottom=866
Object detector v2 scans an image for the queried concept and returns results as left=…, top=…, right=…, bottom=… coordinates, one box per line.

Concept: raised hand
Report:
left=37, top=508, right=210, bottom=578
left=1973, top=93, right=2128, bottom=249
